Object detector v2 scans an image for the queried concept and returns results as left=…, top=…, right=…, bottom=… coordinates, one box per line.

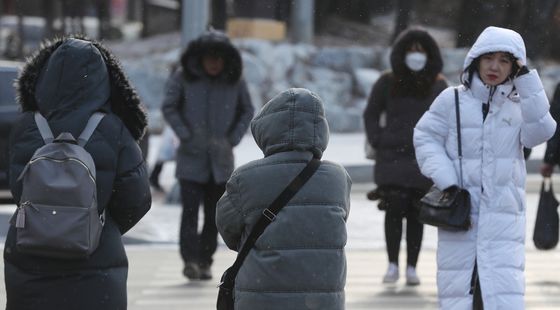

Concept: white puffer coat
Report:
left=414, top=26, right=556, bottom=309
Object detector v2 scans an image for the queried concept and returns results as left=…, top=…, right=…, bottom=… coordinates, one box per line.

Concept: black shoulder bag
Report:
left=418, top=88, right=471, bottom=231
left=217, top=158, right=321, bottom=310
left=533, top=177, right=559, bottom=250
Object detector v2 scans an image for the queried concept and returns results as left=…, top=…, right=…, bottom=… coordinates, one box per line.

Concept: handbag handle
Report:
left=454, top=88, right=464, bottom=188
left=543, top=177, right=553, bottom=192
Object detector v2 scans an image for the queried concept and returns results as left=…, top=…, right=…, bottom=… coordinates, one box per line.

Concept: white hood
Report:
left=463, top=26, right=526, bottom=70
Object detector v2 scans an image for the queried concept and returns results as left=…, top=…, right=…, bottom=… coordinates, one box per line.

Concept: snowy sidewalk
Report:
left=127, top=182, right=548, bottom=251
left=149, top=132, right=549, bottom=185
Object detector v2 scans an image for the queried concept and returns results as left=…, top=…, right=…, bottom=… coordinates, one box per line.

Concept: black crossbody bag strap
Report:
left=454, top=87, right=464, bottom=188
left=219, top=158, right=321, bottom=288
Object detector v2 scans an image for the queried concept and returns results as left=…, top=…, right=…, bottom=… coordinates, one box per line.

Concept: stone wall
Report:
left=120, top=38, right=560, bottom=134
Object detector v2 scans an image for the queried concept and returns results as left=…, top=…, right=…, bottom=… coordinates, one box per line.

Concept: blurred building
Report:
left=0, top=0, right=145, bottom=58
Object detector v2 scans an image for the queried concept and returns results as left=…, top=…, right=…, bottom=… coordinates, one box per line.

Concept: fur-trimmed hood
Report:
left=463, top=26, right=526, bottom=70
left=180, top=30, right=242, bottom=83
left=391, top=27, right=443, bottom=80
left=390, top=27, right=444, bottom=98
left=16, top=36, right=147, bottom=140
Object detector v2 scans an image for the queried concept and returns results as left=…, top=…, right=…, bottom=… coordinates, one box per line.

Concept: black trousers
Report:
left=472, top=262, right=484, bottom=309
left=382, top=187, right=424, bottom=267
left=179, top=179, right=226, bottom=266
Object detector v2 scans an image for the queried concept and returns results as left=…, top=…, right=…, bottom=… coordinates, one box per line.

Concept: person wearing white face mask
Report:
left=363, top=27, right=447, bottom=286
left=405, top=51, right=428, bottom=72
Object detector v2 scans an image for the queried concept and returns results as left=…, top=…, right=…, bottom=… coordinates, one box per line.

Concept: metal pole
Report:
left=211, top=0, right=226, bottom=31
left=16, top=0, right=24, bottom=58
left=182, top=0, right=209, bottom=48
left=291, top=0, right=314, bottom=44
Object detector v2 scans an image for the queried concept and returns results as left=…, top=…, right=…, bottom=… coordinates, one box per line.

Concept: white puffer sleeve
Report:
left=515, top=69, right=556, bottom=148
left=414, top=87, right=459, bottom=190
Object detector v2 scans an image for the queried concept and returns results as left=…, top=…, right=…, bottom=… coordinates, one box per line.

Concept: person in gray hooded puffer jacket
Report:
left=216, top=88, right=352, bottom=310
left=162, top=30, right=254, bottom=280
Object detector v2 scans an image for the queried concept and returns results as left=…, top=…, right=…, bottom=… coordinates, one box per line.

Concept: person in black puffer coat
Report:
left=541, top=82, right=560, bottom=177
left=363, top=27, right=447, bottom=286
left=4, top=37, right=151, bottom=310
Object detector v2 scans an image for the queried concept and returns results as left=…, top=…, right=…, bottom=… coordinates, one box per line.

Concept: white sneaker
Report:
left=406, top=265, right=420, bottom=286
left=382, top=263, right=399, bottom=283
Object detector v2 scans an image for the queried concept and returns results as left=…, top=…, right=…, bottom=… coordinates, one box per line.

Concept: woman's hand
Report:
left=515, top=59, right=529, bottom=78
left=540, top=163, right=554, bottom=177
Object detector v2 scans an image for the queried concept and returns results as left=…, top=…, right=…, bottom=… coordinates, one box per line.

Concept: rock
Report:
left=121, top=61, right=169, bottom=133
left=441, top=47, right=469, bottom=84
left=536, top=64, right=560, bottom=98
left=325, top=105, right=364, bottom=132
left=247, top=83, right=264, bottom=109
left=377, top=47, right=392, bottom=71
left=353, top=68, right=381, bottom=97
left=114, top=35, right=560, bottom=134
left=291, top=67, right=353, bottom=109
left=351, top=98, right=369, bottom=111
left=234, top=38, right=274, bottom=62
left=159, top=48, right=181, bottom=65
left=265, top=81, right=292, bottom=104
left=311, top=47, right=376, bottom=72
left=241, top=52, right=268, bottom=85
left=266, top=43, right=297, bottom=82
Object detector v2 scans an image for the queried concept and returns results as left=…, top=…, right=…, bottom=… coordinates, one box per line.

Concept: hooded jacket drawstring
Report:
left=482, top=86, right=497, bottom=122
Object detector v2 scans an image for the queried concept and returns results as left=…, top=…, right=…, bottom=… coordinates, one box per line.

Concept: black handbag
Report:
left=533, top=178, right=559, bottom=250
left=418, top=88, right=471, bottom=231
left=217, top=158, right=321, bottom=310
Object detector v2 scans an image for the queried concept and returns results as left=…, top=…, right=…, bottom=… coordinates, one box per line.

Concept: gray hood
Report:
left=250, top=88, right=329, bottom=158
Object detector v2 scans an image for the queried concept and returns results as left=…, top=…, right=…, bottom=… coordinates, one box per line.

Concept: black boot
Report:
left=149, top=162, right=165, bottom=192
left=198, top=263, right=212, bottom=280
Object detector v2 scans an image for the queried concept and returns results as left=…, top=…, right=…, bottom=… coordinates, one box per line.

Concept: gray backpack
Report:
left=12, top=112, right=105, bottom=259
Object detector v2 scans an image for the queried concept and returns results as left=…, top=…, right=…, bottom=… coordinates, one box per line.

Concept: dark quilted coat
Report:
left=161, top=30, right=254, bottom=184
left=4, top=37, right=151, bottom=310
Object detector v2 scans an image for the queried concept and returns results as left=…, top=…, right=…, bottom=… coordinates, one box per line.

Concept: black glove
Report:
left=516, top=65, right=530, bottom=78
left=444, top=185, right=459, bottom=193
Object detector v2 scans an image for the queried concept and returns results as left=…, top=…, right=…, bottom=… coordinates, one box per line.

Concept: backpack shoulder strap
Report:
left=78, top=112, right=106, bottom=147
left=34, top=112, right=54, bottom=144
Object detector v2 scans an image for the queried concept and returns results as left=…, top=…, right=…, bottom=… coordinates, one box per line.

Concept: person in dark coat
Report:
left=541, top=82, right=560, bottom=177
left=4, top=37, right=151, bottom=310
left=216, top=88, right=351, bottom=310
left=363, top=27, right=447, bottom=286
left=161, top=30, right=254, bottom=280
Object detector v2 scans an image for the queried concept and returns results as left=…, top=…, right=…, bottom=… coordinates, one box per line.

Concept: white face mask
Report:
left=405, top=52, right=427, bottom=72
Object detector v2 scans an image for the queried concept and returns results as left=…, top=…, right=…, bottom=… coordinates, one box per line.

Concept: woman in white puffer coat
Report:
left=414, top=26, right=556, bottom=309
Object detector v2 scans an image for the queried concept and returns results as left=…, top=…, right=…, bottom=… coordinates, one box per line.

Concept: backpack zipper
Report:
left=15, top=201, right=38, bottom=229
left=28, top=156, right=95, bottom=183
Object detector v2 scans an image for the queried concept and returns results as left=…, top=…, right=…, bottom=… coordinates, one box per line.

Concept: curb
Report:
left=344, top=159, right=547, bottom=194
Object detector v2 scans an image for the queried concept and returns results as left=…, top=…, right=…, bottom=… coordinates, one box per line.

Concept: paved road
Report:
left=119, top=183, right=560, bottom=309
left=0, top=182, right=559, bottom=309
left=0, top=245, right=558, bottom=309
left=123, top=246, right=560, bottom=310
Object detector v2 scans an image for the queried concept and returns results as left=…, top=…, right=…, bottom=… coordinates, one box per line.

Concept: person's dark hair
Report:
left=390, top=27, right=444, bottom=98
left=460, top=52, right=520, bottom=88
